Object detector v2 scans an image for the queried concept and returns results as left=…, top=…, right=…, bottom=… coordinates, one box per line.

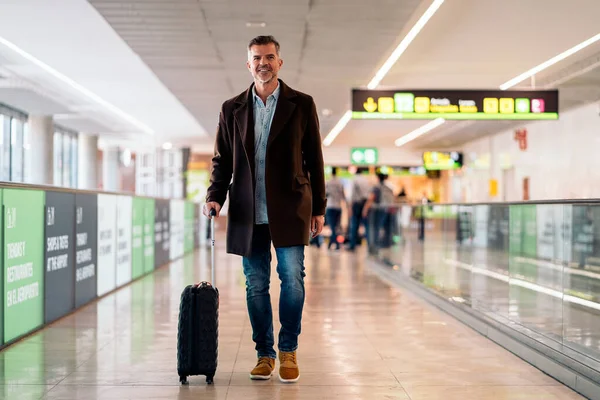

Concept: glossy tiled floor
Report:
left=0, top=238, right=586, bottom=399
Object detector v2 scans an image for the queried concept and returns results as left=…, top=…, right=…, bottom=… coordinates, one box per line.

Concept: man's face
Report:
left=247, top=43, right=283, bottom=84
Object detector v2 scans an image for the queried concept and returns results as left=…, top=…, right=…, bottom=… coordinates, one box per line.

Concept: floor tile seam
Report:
left=228, top=314, right=248, bottom=392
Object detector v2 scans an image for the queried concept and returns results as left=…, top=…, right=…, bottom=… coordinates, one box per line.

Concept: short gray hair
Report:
left=248, top=35, right=280, bottom=56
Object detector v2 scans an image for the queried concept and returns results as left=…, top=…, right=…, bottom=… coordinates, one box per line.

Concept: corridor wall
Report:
left=0, top=184, right=201, bottom=348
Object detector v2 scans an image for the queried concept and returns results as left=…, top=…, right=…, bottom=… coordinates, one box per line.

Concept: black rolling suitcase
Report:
left=177, top=209, right=219, bottom=385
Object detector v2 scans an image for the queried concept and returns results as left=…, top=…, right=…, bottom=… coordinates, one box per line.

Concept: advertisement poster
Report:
left=537, top=204, right=573, bottom=263
left=44, top=191, right=75, bottom=324
left=487, top=205, right=509, bottom=251
left=170, top=200, right=185, bottom=261
left=522, top=205, right=538, bottom=258
left=97, top=194, right=117, bottom=296
left=509, top=204, right=538, bottom=282
left=185, top=202, right=194, bottom=254
left=154, top=199, right=170, bottom=268
left=456, top=206, right=473, bottom=244
left=143, top=199, right=155, bottom=274
left=131, top=198, right=145, bottom=280
left=571, top=205, right=595, bottom=268
left=4, top=189, right=44, bottom=342
left=116, top=196, right=132, bottom=287
left=75, top=194, right=97, bottom=308
left=472, top=205, right=489, bottom=248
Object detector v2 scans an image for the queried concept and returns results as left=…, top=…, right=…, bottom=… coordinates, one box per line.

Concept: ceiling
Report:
left=87, top=0, right=424, bottom=147
left=0, top=0, right=207, bottom=143
left=0, top=0, right=598, bottom=157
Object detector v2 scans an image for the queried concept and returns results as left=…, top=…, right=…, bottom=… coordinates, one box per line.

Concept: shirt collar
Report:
left=253, top=81, right=280, bottom=103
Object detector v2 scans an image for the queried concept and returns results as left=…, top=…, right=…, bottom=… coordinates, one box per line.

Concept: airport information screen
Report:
left=351, top=89, right=558, bottom=120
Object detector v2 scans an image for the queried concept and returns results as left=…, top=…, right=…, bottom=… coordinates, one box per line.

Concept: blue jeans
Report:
left=349, top=200, right=367, bottom=250
left=326, top=208, right=342, bottom=249
left=242, top=224, right=306, bottom=359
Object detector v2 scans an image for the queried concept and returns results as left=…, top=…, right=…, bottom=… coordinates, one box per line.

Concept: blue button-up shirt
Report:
left=253, top=83, right=280, bottom=224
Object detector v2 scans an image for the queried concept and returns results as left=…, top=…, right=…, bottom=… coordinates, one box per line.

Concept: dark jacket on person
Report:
left=206, top=79, right=327, bottom=257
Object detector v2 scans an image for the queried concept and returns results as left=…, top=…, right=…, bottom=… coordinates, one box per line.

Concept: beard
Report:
left=256, top=68, right=275, bottom=84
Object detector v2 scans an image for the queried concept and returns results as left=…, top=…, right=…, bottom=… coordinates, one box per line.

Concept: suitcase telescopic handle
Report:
left=209, top=208, right=216, bottom=285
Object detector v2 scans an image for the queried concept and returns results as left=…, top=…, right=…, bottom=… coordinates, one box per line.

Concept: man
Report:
left=325, top=167, right=347, bottom=250
left=203, top=35, right=326, bottom=384
left=347, top=167, right=372, bottom=251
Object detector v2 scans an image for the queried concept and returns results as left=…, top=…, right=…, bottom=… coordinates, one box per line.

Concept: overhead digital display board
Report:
left=423, top=151, right=463, bottom=170
left=352, top=89, right=558, bottom=120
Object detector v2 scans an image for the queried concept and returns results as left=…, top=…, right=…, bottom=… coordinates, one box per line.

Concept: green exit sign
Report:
left=350, top=147, right=378, bottom=165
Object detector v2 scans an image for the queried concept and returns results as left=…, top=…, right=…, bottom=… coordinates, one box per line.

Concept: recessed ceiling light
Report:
left=162, top=142, right=173, bottom=150
left=321, top=108, right=333, bottom=117
left=246, top=22, right=267, bottom=28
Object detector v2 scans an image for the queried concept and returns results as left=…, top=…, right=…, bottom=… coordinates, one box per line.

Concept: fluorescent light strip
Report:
left=394, top=117, right=445, bottom=147
left=322, top=110, right=352, bottom=147
left=368, top=0, right=445, bottom=89
left=322, top=0, right=445, bottom=146
left=0, top=36, right=154, bottom=134
left=500, top=32, right=600, bottom=90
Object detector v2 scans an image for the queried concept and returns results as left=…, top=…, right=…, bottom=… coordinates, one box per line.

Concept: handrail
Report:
left=0, top=181, right=193, bottom=201
left=417, top=198, right=600, bottom=207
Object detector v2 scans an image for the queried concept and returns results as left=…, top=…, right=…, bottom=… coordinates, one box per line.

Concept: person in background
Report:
left=362, top=169, right=394, bottom=252
left=347, top=167, right=372, bottom=251
left=325, top=167, right=347, bottom=250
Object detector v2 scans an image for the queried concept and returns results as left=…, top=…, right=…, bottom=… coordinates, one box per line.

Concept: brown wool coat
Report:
left=206, top=80, right=327, bottom=257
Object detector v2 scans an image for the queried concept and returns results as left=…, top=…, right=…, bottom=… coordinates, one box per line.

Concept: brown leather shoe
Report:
left=278, top=351, right=300, bottom=383
left=250, top=357, right=275, bottom=380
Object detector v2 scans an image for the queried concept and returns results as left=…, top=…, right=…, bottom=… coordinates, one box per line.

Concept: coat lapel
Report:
left=234, top=88, right=255, bottom=173
left=268, top=81, right=296, bottom=148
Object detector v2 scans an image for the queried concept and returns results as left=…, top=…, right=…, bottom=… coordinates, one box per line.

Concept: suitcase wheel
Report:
left=179, top=375, right=188, bottom=385
left=206, top=375, right=214, bottom=384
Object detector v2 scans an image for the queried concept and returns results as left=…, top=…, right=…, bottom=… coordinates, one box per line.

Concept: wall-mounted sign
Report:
left=352, top=89, right=559, bottom=120
left=143, top=199, right=155, bottom=274
left=75, top=194, right=97, bottom=308
left=115, top=196, right=132, bottom=288
left=44, top=192, right=75, bottom=324
left=154, top=200, right=170, bottom=268
left=97, top=194, right=117, bottom=296
left=514, top=128, right=527, bottom=151
left=423, top=151, right=463, bottom=170
left=4, top=189, right=44, bottom=343
left=350, top=147, right=378, bottom=165
left=170, top=200, right=185, bottom=261
left=131, top=198, right=145, bottom=280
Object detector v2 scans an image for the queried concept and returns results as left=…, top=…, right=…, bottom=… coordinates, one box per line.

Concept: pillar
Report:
left=28, top=115, right=54, bottom=185
left=102, top=146, right=120, bottom=192
left=77, top=134, right=98, bottom=190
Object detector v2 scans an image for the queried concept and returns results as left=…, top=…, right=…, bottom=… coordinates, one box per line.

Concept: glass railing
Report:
left=367, top=200, right=600, bottom=377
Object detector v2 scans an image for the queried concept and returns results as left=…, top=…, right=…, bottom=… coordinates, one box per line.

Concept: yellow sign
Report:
left=489, top=179, right=498, bottom=197
left=415, top=97, right=430, bottom=113
left=378, top=97, right=394, bottom=113
left=484, top=98, right=499, bottom=113
left=363, top=97, right=377, bottom=112
left=500, top=98, right=515, bottom=114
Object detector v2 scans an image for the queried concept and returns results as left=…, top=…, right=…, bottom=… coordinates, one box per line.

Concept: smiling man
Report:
left=203, top=35, right=327, bottom=383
